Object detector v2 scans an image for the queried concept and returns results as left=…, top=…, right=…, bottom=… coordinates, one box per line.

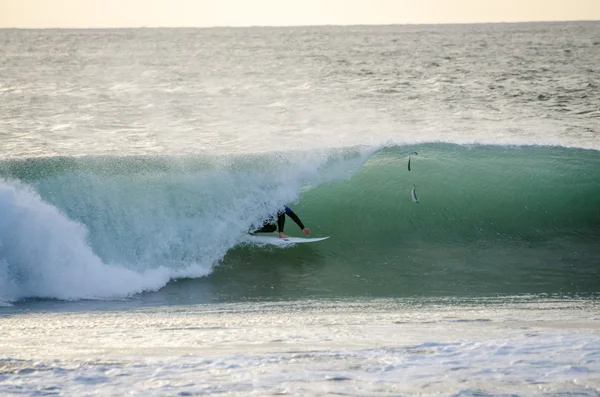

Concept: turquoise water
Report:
left=2, top=144, right=598, bottom=303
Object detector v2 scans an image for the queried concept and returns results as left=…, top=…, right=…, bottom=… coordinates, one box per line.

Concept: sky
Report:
left=1, top=0, right=599, bottom=28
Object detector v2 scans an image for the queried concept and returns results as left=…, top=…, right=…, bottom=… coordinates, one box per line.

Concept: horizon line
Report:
left=1, top=19, right=598, bottom=30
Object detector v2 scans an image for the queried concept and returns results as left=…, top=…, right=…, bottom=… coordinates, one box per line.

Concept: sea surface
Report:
left=1, top=22, right=599, bottom=396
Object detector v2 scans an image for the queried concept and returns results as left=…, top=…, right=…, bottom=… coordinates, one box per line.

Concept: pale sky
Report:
left=1, top=0, right=599, bottom=28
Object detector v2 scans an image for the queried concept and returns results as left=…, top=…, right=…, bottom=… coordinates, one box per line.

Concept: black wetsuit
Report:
left=253, top=206, right=305, bottom=234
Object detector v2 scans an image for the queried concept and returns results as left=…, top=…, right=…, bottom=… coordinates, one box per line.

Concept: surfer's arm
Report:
left=285, top=210, right=305, bottom=230
left=278, top=206, right=310, bottom=237
left=285, top=209, right=311, bottom=236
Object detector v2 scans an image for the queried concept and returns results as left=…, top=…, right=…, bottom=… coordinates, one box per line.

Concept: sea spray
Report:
left=0, top=146, right=379, bottom=301
left=0, top=180, right=174, bottom=302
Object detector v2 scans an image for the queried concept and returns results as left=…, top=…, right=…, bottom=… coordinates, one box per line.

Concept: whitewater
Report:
left=1, top=22, right=599, bottom=396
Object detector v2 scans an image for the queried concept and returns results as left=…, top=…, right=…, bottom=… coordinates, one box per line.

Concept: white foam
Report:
left=0, top=181, right=173, bottom=302
left=0, top=147, right=377, bottom=302
left=1, top=300, right=598, bottom=395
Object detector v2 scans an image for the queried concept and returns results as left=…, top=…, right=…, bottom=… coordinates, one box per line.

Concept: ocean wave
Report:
left=1, top=143, right=599, bottom=302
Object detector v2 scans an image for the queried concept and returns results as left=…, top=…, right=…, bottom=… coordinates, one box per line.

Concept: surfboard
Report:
left=244, top=235, right=330, bottom=246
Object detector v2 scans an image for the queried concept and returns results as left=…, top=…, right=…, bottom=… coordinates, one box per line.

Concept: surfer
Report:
left=251, top=205, right=311, bottom=239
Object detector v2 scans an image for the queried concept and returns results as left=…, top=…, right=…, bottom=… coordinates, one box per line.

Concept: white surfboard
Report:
left=244, top=235, right=330, bottom=246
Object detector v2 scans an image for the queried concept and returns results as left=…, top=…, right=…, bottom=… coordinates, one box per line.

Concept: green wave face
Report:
left=305, top=144, right=600, bottom=244
left=218, top=144, right=600, bottom=299
left=1, top=144, right=599, bottom=302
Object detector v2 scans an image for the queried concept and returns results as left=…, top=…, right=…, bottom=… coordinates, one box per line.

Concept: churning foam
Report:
left=0, top=146, right=379, bottom=302
left=0, top=180, right=175, bottom=302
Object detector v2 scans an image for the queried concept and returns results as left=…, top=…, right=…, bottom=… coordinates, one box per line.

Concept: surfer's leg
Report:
left=250, top=222, right=277, bottom=234
left=277, top=212, right=286, bottom=233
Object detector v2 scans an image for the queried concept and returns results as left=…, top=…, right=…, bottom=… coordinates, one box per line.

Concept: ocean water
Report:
left=1, top=22, right=599, bottom=396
